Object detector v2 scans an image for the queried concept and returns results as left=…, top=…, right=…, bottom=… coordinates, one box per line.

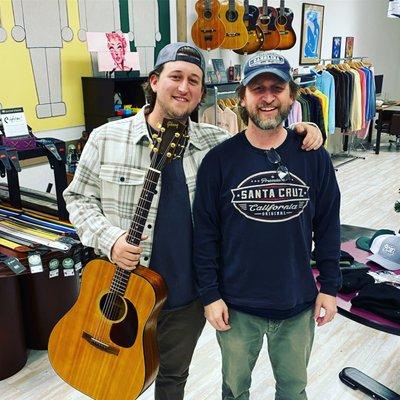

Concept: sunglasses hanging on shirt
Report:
left=265, top=148, right=292, bottom=182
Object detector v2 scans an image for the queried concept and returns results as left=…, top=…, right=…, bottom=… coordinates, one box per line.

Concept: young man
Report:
left=64, top=43, right=324, bottom=400
left=193, top=52, right=341, bottom=400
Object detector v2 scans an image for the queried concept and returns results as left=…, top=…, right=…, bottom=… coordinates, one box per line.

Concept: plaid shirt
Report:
left=64, top=107, right=230, bottom=265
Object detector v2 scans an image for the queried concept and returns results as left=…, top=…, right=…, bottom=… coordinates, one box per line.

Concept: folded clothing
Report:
left=351, top=283, right=400, bottom=323
left=339, top=270, right=375, bottom=294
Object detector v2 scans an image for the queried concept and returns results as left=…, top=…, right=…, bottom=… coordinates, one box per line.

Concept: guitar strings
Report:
left=93, top=140, right=171, bottom=342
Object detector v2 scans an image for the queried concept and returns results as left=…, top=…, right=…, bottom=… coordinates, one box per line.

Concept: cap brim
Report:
left=242, top=68, right=290, bottom=86
left=367, top=254, right=400, bottom=271
left=356, top=236, right=371, bottom=252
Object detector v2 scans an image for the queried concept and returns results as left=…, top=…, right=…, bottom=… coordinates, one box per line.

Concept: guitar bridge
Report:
left=82, top=331, right=120, bottom=355
left=226, top=32, right=240, bottom=37
left=200, top=28, right=216, bottom=33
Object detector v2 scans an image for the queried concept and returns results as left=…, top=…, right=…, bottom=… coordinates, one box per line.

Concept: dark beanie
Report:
left=351, top=283, right=400, bottom=323
left=339, top=270, right=375, bottom=294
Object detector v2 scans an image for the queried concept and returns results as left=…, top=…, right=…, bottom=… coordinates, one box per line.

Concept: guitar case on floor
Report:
left=339, top=367, right=400, bottom=400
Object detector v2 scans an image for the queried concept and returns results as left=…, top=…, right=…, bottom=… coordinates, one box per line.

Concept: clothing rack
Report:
left=212, top=85, right=238, bottom=123
left=320, top=56, right=368, bottom=65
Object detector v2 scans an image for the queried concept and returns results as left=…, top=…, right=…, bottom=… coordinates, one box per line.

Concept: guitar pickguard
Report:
left=110, top=298, right=139, bottom=348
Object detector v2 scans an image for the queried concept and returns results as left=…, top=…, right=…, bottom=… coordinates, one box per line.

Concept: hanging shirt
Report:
left=201, top=105, right=238, bottom=135
left=314, top=70, right=336, bottom=134
left=287, top=100, right=303, bottom=125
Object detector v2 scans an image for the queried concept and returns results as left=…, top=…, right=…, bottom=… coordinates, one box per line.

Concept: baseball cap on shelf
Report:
left=242, top=52, right=293, bottom=86
left=355, top=229, right=396, bottom=252
left=367, top=235, right=400, bottom=271
left=151, top=42, right=205, bottom=75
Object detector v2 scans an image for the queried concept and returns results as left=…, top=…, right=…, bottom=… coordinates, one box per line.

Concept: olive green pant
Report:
left=216, top=307, right=315, bottom=400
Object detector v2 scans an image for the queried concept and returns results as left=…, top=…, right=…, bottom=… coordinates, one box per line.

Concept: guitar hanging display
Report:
left=219, top=0, right=249, bottom=50
left=234, top=0, right=264, bottom=55
left=256, top=0, right=281, bottom=51
left=48, top=119, right=188, bottom=400
left=191, top=0, right=226, bottom=50
left=276, top=0, right=296, bottom=50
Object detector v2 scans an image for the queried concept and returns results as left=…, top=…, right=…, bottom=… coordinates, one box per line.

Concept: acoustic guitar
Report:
left=256, top=0, right=281, bottom=51
left=276, top=0, right=296, bottom=50
left=48, top=119, right=188, bottom=400
left=191, top=0, right=226, bottom=50
left=234, top=0, right=263, bottom=55
left=219, top=0, right=248, bottom=50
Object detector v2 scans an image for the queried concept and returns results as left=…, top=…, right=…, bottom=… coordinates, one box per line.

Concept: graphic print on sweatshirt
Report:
left=231, top=171, right=310, bottom=222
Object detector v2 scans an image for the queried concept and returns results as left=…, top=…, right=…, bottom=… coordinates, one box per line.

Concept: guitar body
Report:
left=191, top=0, right=226, bottom=50
left=219, top=1, right=248, bottom=50
left=257, top=6, right=281, bottom=50
left=276, top=7, right=296, bottom=50
left=234, top=5, right=263, bottom=55
left=48, top=259, right=167, bottom=400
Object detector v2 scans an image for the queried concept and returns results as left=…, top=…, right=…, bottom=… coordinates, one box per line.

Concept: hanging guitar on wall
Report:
left=234, top=0, right=264, bottom=55
left=219, top=0, right=248, bottom=50
left=191, top=0, right=226, bottom=50
left=276, top=0, right=296, bottom=50
left=256, top=0, right=281, bottom=51
left=48, top=119, right=188, bottom=400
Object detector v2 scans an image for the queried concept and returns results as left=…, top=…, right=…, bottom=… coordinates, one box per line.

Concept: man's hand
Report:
left=314, top=293, right=337, bottom=327
left=293, top=122, right=323, bottom=151
left=204, top=299, right=231, bottom=331
left=111, top=232, right=148, bottom=271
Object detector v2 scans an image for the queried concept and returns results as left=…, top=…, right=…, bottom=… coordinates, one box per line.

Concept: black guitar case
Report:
left=339, top=367, right=400, bottom=400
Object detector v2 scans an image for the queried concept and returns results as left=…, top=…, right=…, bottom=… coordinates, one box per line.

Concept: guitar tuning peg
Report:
left=148, top=143, right=154, bottom=150
left=160, top=127, right=166, bottom=133
left=174, top=132, right=180, bottom=138
left=152, top=134, right=158, bottom=139
left=156, top=122, right=162, bottom=129
left=170, top=143, right=176, bottom=148
left=153, top=147, right=159, bottom=153
left=166, top=152, right=172, bottom=157
left=156, top=137, right=162, bottom=143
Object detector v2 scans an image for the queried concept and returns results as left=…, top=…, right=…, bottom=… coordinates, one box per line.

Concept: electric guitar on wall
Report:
left=256, top=0, right=281, bottom=51
left=48, top=119, right=188, bottom=400
left=234, top=0, right=264, bottom=55
left=191, top=0, right=226, bottom=50
left=219, top=0, right=249, bottom=50
left=275, top=0, right=296, bottom=50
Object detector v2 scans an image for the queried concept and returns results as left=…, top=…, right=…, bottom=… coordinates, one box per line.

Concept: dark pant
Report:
left=155, top=299, right=206, bottom=400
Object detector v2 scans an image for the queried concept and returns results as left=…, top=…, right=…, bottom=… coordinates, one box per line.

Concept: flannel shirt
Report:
left=64, top=107, right=230, bottom=265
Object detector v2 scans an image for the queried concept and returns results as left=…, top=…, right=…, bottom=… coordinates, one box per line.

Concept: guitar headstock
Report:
left=149, top=119, right=188, bottom=170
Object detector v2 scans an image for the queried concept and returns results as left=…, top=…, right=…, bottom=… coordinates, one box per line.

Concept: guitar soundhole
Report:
left=100, top=293, right=127, bottom=321
left=204, top=10, right=212, bottom=19
left=277, top=15, right=287, bottom=25
left=226, top=10, right=238, bottom=22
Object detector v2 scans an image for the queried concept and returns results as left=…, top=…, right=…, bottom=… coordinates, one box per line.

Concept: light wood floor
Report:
left=1, top=142, right=400, bottom=400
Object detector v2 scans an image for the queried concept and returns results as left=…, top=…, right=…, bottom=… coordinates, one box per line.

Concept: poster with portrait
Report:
left=86, top=32, right=139, bottom=72
left=345, top=36, right=354, bottom=59
left=331, top=37, right=341, bottom=64
left=299, top=3, right=325, bottom=65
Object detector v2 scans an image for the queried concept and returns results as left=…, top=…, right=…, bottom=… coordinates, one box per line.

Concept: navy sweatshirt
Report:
left=193, top=129, right=341, bottom=318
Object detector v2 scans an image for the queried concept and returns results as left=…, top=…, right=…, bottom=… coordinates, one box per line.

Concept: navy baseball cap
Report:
left=151, top=42, right=205, bottom=75
left=242, top=52, right=293, bottom=86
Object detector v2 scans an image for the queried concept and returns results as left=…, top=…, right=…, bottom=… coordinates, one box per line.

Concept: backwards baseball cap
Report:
left=367, top=235, right=400, bottom=271
left=356, top=229, right=396, bottom=252
left=242, top=52, right=293, bottom=86
left=151, top=42, right=205, bottom=75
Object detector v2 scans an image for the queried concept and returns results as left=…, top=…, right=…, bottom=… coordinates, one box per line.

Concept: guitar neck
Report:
left=111, top=168, right=160, bottom=295
left=229, top=0, right=235, bottom=12
left=205, top=0, right=211, bottom=13
left=280, top=0, right=284, bottom=15
left=263, top=0, right=267, bottom=16
left=127, top=169, right=160, bottom=247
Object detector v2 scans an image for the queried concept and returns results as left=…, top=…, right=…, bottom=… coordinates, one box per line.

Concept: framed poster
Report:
left=331, top=37, right=342, bottom=64
left=345, top=36, right=354, bottom=58
left=299, top=3, right=325, bottom=65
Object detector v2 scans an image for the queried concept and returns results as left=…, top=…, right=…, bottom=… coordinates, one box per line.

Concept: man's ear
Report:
left=149, top=73, right=158, bottom=92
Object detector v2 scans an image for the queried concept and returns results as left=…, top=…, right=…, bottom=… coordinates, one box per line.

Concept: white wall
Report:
left=186, top=0, right=400, bottom=98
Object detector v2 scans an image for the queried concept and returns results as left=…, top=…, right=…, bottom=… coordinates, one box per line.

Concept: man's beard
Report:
left=248, top=104, right=291, bottom=131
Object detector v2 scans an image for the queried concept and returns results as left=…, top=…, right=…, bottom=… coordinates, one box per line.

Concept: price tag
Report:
left=49, top=269, right=59, bottom=278
left=3, top=256, right=27, bottom=274
left=48, top=258, right=60, bottom=279
left=28, top=252, right=43, bottom=274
